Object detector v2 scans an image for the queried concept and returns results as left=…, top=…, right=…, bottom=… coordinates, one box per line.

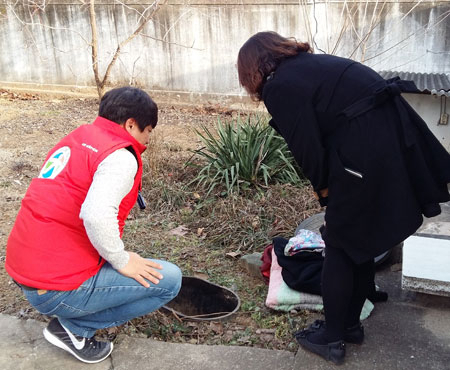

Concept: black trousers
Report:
left=321, top=244, right=374, bottom=342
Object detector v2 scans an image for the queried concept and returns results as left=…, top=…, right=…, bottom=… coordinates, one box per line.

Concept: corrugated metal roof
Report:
left=378, top=71, right=450, bottom=97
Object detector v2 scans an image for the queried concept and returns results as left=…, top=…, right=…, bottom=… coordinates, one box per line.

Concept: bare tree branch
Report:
left=298, top=0, right=313, bottom=47
left=6, top=1, right=91, bottom=44
left=330, top=0, right=351, bottom=55
left=162, top=3, right=192, bottom=41
left=89, top=0, right=102, bottom=96
left=97, top=0, right=167, bottom=97
left=5, top=0, right=172, bottom=98
left=139, top=32, right=203, bottom=50
left=311, top=0, right=326, bottom=53
left=401, top=0, right=424, bottom=21
left=348, top=0, right=388, bottom=61
left=367, top=9, right=450, bottom=68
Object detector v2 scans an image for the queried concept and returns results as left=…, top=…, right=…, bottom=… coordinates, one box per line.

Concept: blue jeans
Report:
left=23, top=260, right=182, bottom=338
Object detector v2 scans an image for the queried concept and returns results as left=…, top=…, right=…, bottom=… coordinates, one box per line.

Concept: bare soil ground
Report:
left=0, top=89, right=321, bottom=351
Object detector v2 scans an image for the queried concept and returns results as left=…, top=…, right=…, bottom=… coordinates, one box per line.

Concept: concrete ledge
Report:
left=0, top=81, right=263, bottom=111
left=402, top=235, right=450, bottom=297
left=402, top=276, right=450, bottom=297
left=114, top=334, right=295, bottom=370
left=417, top=221, right=450, bottom=237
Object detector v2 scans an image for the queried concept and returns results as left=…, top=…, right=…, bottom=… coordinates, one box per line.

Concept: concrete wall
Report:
left=2, top=1, right=448, bottom=146
left=403, top=94, right=450, bottom=151
left=0, top=0, right=449, bottom=100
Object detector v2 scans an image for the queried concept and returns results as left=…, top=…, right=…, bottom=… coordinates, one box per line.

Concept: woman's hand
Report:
left=118, top=252, right=163, bottom=288
left=313, top=188, right=329, bottom=200
left=313, top=188, right=329, bottom=206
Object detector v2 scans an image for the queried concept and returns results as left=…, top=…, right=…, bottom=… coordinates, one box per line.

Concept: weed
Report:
left=189, top=114, right=307, bottom=196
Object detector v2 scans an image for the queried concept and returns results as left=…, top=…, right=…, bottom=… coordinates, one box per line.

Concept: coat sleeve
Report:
left=263, top=79, right=328, bottom=192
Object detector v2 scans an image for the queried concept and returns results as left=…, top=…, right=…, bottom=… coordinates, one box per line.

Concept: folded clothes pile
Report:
left=262, top=230, right=374, bottom=320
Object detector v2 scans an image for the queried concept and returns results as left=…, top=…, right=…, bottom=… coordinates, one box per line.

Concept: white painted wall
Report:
left=1, top=1, right=448, bottom=147
left=0, top=1, right=449, bottom=97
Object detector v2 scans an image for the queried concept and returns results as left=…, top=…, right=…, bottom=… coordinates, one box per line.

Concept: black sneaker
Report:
left=43, top=318, right=113, bottom=363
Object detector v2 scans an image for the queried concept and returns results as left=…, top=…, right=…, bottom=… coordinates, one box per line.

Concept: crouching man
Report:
left=5, top=87, right=182, bottom=363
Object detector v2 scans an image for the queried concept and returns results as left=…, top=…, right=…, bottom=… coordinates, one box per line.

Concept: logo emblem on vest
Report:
left=38, top=146, right=71, bottom=179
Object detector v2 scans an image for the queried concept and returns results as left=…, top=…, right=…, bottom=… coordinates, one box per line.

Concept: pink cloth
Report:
left=265, top=248, right=323, bottom=312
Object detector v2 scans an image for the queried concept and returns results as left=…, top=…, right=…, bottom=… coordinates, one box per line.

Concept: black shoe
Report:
left=367, top=289, right=389, bottom=302
left=295, top=328, right=346, bottom=365
left=43, top=318, right=113, bottom=363
left=308, top=320, right=364, bottom=345
left=344, top=322, right=365, bottom=344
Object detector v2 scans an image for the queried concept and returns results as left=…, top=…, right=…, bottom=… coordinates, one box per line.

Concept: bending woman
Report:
left=237, top=31, right=450, bottom=365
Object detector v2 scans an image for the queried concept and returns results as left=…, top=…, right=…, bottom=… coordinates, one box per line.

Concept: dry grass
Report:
left=120, top=120, right=322, bottom=351
left=0, top=94, right=322, bottom=352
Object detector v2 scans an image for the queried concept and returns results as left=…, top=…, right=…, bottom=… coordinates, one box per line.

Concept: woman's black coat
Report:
left=262, top=53, right=450, bottom=263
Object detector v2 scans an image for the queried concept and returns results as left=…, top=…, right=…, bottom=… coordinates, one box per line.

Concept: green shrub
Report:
left=189, top=115, right=307, bottom=195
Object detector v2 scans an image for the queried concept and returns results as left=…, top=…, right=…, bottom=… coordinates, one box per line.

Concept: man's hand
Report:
left=118, top=252, right=163, bottom=288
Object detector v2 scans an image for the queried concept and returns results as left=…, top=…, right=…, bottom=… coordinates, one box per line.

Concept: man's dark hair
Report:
left=99, top=87, right=158, bottom=130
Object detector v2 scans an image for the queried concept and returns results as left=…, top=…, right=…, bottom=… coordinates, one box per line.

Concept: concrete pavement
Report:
left=1, top=203, right=450, bottom=369
left=0, top=313, right=295, bottom=370
left=1, top=270, right=449, bottom=370
left=294, top=267, right=450, bottom=370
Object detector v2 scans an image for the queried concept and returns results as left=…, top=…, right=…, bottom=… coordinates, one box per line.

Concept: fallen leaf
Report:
left=209, top=322, right=224, bottom=334
left=107, top=327, right=119, bottom=335
left=256, top=328, right=276, bottom=334
left=251, top=216, right=260, bottom=230
left=168, top=225, right=189, bottom=237
left=226, top=251, right=241, bottom=259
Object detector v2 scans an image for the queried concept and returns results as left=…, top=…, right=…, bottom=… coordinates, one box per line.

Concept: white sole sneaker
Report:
left=43, top=322, right=113, bottom=364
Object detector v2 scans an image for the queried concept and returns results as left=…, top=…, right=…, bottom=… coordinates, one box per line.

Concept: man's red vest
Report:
left=5, top=117, right=146, bottom=290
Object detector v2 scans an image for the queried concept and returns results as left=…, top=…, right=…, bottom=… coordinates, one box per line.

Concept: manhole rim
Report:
left=162, top=276, right=241, bottom=321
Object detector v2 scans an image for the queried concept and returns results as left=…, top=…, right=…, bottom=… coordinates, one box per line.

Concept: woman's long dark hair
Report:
left=237, top=31, right=312, bottom=101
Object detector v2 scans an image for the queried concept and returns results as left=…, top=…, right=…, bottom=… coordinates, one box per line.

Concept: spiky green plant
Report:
left=189, top=115, right=307, bottom=195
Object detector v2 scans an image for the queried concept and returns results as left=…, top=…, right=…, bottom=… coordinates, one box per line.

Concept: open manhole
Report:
left=162, top=276, right=240, bottom=321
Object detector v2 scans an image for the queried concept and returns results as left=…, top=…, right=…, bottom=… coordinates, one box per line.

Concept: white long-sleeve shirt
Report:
left=79, top=148, right=137, bottom=270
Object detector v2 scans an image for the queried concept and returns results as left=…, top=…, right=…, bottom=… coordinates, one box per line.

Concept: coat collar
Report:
left=93, top=116, right=147, bottom=154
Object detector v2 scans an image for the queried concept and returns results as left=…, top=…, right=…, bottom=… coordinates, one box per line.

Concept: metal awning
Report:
left=378, top=71, right=450, bottom=97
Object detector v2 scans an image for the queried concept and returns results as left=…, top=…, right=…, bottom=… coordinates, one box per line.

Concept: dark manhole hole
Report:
left=163, top=276, right=240, bottom=321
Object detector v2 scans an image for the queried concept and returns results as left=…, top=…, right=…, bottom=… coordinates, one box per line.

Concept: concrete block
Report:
left=239, top=253, right=263, bottom=280
left=402, top=235, right=450, bottom=297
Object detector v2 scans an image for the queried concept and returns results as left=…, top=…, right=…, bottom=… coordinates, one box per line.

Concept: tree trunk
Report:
left=89, top=0, right=104, bottom=99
